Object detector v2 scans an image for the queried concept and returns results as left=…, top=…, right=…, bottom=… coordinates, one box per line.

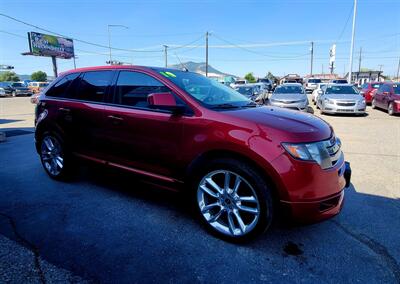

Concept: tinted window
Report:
left=115, top=71, right=170, bottom=108
left=46, top=73, right=80, bottom=97
left=74, top=71, right=113, bottom=102
left=308, top=79, right=321, bottom=83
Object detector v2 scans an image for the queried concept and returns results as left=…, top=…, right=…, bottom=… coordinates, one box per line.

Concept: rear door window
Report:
left=72, top=71, right=114, bottom=102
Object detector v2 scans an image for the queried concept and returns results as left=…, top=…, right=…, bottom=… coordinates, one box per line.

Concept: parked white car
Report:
left=311, top=83, right=327, bottom=104
left=305, top=78, right=322, bottom=93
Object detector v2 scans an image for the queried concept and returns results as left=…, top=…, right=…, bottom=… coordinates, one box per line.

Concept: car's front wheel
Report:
left=388, top=102, right=394, bottom=116
left=194, top=158, right=273, bottom=242
left=371, top=99, right=376, bottom=109
left=39, top=133, right=71, bottom=180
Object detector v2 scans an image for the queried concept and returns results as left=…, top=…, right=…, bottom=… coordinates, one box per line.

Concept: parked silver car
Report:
left=317, top=84, right=366, bottom=115
left=268, top=83, right=312, bottom=112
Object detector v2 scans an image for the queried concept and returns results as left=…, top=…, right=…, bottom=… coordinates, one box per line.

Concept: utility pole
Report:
left=396, top=57, right=400, bottom=79
left=73, top=56, right=76, bottom=69
left=348, top=0, right=357, bottom=83
left=205, top=31, right=209, bottom=77
left=310, top=41, right=314, bottom=76
left=163, top=45, right=168, bottom=68
left=322, top=64, right=324, bottom=75
left=358, top=47, right=362, bottom=73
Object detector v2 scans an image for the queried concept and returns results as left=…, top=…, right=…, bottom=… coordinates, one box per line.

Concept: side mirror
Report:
left=306, top=106, right=314, bottom=114
left=147, top=92, right=185, bottom=114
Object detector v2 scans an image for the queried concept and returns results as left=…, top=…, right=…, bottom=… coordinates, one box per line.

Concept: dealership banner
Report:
left=28, top=32, right=74, bottom=59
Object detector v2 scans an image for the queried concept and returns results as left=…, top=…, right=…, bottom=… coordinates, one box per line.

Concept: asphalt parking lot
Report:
left=0, top=97, right=399, bottom=283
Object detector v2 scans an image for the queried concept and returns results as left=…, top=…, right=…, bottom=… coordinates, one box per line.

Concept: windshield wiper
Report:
left=210, top=103, right=241, bottom=109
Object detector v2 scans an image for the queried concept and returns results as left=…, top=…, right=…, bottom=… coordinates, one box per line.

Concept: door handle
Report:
left=58, top=107, right=71, bottom=113
left=107, top=115, right=124, bottom=121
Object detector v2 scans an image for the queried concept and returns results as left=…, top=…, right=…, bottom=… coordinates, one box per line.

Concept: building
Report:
left=304, top=73, right=340, bottom=82
left=345, top=71, right=384, bottom=85
left=279, top=74, right=303, bottom=84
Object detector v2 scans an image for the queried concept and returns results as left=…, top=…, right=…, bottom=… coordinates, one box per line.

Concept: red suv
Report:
left=360, top=82, right=382, bottom=104
left=372, top=82, right=400, bottom=115
left=35, top=66, right=351, bottom=241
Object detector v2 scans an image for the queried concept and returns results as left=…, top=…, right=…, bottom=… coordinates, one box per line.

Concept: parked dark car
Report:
left=372, top=82, right=400, bottom=115
left=256, top=78, right=273, bottom=91
left=0, top=82, right=14, bottom=96
left=10, top=82, right=33, bottom=96
left=330, top=79, right=348, bottom=84
left=234, top=85, right=260, bottom=101
left=34, top=66, right=351, bottom=241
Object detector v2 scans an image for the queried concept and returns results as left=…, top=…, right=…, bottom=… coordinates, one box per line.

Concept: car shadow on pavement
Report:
left=0, top=118, right=24, bottom=125
left=1, top=142, right=399, bottom=282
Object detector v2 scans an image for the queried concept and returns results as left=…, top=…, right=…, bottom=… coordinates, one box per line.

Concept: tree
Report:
left=266, top=71, right=276, bottom=82
left=244, top=72, right=256, bottom=83
left=0, top=71, right=20, bottom=82
left=31, top=71, right=47, bottom=82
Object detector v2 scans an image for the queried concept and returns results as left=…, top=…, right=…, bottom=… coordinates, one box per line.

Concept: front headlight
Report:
left=282, top=138, right=340, bottom=169
left=324, top=98, right=335, bottom=104
left=359, top=99, right=366, bottom=105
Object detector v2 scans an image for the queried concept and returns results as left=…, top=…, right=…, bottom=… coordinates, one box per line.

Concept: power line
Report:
left=0, top=13, right=162, bottom=53
left=336, top=3, right=354, bottom=43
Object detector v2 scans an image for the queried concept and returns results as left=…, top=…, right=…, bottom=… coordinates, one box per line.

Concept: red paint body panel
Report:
left=361, top=82, right=382, bottom=103
left=36, top=65, right=348, bottom=223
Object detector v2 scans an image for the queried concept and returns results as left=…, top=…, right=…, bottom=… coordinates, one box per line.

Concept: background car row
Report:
left=0, top=81, right=49, bottom=97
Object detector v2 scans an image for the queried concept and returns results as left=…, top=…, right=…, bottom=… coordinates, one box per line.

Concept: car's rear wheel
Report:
left=371, top=99, right=376, bottom=109
left=194, top=158, right=273, bottom=242
left=388, top=102, right=394, bottom=116
left=39, top=133, right=71, bottom=180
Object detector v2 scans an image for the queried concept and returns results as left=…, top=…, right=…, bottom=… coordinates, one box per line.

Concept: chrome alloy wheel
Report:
left=197, top=170, right=260, bottom=237
left=41, top=136, right=64, bottom=176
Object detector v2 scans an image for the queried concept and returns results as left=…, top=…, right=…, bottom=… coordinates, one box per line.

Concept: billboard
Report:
left=28, top=32, right=74, bottom=59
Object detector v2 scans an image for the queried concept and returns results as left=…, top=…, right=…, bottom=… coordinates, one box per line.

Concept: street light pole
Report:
left=206, top=31, right=209, bottom=77
left=310, top=41, right=314, bottom=76
left=107, top=24, right=129, bottom=64
left=348, top=0, right=357, bottom=83
left=163, top=45, right=168, bottom=68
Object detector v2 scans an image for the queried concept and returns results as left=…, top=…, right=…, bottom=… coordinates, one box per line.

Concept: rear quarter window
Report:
left=45, top=73, right=80, bottom=97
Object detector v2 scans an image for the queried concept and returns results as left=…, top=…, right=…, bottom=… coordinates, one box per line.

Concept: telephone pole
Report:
left=396, top=57, right=400, bottom=79
left=322, top=64, right=324, bottom=75
left=163, top=45, right=168, bottom=68
left=348, top=0, right=357, bottom=83
left=358, top=47, right=362, bottom=73
left=310, top=41, right=314, bottom=76
left=205, top=31, right=209, bottom=77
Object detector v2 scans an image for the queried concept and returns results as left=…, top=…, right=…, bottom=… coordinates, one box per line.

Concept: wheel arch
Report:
left=185, top=149, right=286, bottom=204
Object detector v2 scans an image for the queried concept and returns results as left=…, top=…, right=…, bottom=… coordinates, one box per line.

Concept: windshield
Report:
left=156, top=69, right=252, bottom=108
left=11, top=83, right=24, bottom=87
left=325, top=85, right=358, bottom=94
left=309, top=79, right=321, bottom=83
left=274, top=85, right=304, bottom=94
left=39, top=83, right=49, bottom=87
left=372, top=84, right=381, bottom=89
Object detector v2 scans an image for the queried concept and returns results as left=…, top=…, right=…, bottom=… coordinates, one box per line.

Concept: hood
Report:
left=226, top=106, right=332, bottom=143
left=324, top=93, right=363, bottom=101
left=270, top=93, right=307, bottom=102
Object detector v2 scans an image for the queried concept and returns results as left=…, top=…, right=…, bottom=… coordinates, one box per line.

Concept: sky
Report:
left=0, top=0, right=399, bottom=78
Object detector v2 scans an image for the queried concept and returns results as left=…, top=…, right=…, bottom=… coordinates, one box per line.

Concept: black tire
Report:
left=371, top=99, right=376, bottom=109
left=388, top=102, right=394, bottom=116
left=39, top=131, right=73, bottom=180
left=191, top=158, right=274, bottom=242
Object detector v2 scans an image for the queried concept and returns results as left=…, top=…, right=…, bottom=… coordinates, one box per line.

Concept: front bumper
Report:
left=322, top=102, right=366, bottom=114
left=272, top=151, right=351, bottom=223
left=269, top=102, right=308, bottom=112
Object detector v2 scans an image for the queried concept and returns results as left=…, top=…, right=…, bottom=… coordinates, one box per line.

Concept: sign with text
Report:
left=28, top=32, right=74, bottom=59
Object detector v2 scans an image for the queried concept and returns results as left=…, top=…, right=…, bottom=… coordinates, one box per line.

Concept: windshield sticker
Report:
left=165, top=71, right=176, bottom=78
